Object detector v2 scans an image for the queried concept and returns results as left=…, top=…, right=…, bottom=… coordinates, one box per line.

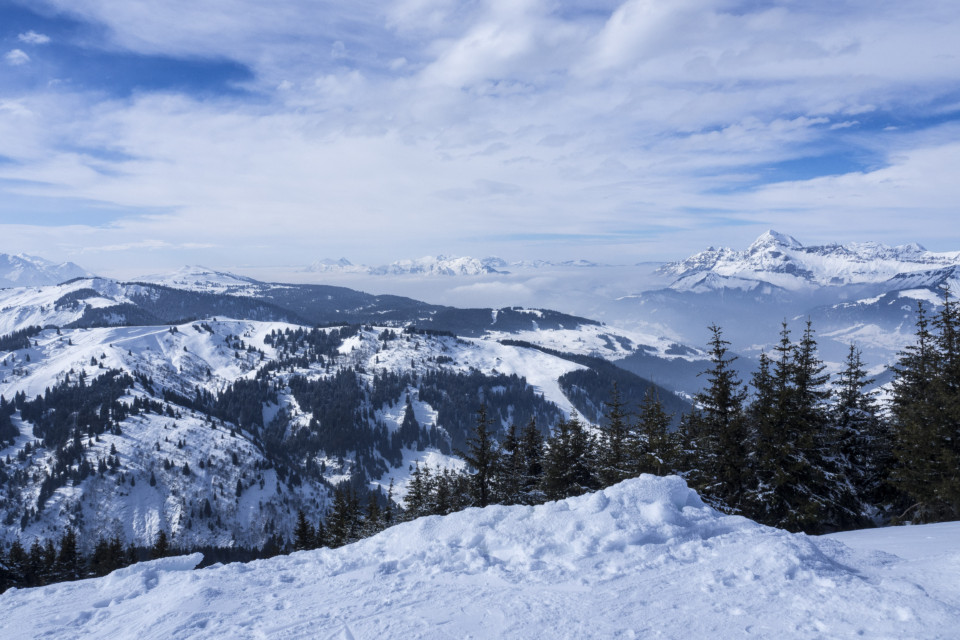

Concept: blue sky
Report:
left=1, top=0, right=959, bottom=276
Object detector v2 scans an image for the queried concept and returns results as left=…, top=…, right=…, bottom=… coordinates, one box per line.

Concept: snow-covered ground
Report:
left=2, top=475, right=957, bottom=639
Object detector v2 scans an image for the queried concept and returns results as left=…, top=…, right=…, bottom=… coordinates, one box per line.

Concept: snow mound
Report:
left=2, top=476, right=958, bottom=639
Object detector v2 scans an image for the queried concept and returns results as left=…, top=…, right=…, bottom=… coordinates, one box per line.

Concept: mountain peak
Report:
left=748, top=230, right=803, bottom=252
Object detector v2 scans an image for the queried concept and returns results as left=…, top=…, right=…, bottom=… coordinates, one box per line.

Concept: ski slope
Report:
left=2, top=476, right=957, bottom=639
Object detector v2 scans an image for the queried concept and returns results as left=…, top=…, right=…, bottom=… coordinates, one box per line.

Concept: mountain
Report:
left=3, top=476, right=958, bottom=638
left=659, top=230, right=960, bottom=292
left=618, top=231, right=960, bottom=368
left=133, top=265, right=261, bottom=293
left=0, top=253, right=95, bottom=288
left=369, top=255, right=507, bottom=276
left=302, top=258, right=367, bottom=274
left=301, top=255, right=609, bottom=276
left=0, top=276, right=696, bottom=551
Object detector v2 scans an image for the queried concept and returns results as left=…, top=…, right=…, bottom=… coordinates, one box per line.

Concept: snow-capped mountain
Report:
left=302, top=258, right=368, bottom=274
left=4, top=476, right=958, bottom=639
left=133, top=265, right=261, bottom=293
left=302, top=255, right=507, bottom=276
left=0, top=253, right=95, bottom=288
left=660, top=230, right=960, bottom=292
left=615, top=231, right=960, bottom=369
left=369, top=255, right=507, bottom=276
left=301, top=255, right=607, bottom=276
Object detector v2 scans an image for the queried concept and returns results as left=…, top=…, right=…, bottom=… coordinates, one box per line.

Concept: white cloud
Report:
left=4, top=49, right=30, bottom=66
left=1, top=1, right=960, bottom=267
left=18, top=31, right=51, bottom=45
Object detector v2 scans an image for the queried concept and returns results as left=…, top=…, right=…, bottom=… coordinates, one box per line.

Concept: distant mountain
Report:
left=133, top=265, right=262, bottom=293
left=621, top=231, right=960, bottom=367
left=303, top=257, right=368, bottom=274
left=659, top=230, right=960, bottom=292
left=370, top=255, right=507, bottom=276
left=301, top=255, right=607, bottom=276
left=0, top=253, right=95, bottom=288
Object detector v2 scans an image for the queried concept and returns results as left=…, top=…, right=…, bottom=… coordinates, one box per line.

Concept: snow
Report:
left=2, top=476, right=958, bottom=639
left=660, top=230, right=960, bottom=292
left=898, top=288, right=942, bottom=306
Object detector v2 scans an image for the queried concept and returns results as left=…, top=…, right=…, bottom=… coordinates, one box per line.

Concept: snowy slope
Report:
left=0, top=278, right=135, bottom=335
left=3, top=318, right=671, bottom=549
left=0, top=320, right=328, bottom=549
left=2, top=476, right=957, bottom=639
left=0, top=253, right=95, bottom=289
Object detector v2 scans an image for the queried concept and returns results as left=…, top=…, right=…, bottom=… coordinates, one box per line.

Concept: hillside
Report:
left=0, top=306, right=689, bottom=550
left=1, top=475, right=957, bottom=639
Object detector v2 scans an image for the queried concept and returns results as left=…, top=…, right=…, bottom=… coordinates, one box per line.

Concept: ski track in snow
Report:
left=2, top=476, right=958, bottom=639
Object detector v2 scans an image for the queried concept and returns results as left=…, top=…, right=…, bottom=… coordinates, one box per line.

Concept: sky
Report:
left=1, top=0, right=960, bottom=276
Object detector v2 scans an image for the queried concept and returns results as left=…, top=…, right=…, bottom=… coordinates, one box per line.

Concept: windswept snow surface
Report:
left=3, top=476, right=958, bottom=639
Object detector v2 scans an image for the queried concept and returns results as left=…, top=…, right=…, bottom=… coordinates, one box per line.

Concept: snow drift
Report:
left=2, top=475, right=958, bottom=638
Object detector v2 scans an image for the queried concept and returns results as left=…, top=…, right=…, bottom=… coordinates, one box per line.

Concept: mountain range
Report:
left=618, top=231, right=960, bottom=368
left=303, top=255, right=603, bottom=276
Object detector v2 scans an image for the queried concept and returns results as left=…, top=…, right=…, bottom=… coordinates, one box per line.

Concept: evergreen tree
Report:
left=541, top=414, right=597, bottom=500
left=399, top=397, right=421, bottom=449
left=57, top=528, right=81, bottom=580
left=327, top=486, right=356, bottom=547
left=404, top=463, right=430, bottom=521
left=830, top=344, right=893, bottom=520
left=632, top=387, right=675, bottom=476
left=151, top=530, right=170, bottom=559
left=293, top=510, right=316, bottom=551
left=598, top=383, right=632, bottom=485
left=890, top=298, right=960, bottom=521
left=495, top=424, right=525, bottom=505
left=459, top=406, right=498, bottom=507
left=683, top=325, right=750, bottom=512
left=518, top=418, right=545, bottom=504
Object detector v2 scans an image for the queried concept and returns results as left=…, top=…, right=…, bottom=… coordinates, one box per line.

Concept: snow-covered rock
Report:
left=2, top=476, right=957, bottom=639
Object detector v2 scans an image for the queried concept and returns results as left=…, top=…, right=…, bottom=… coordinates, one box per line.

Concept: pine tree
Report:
left=683, top=325, right=750, bottom=512
left=460, top=406, right=499, bottom=507
left=151, top=530, right=169, bottom=559
left=327, top=486, right=356, bottom=547
left=598, top=383, right=632, bottom=485
left=404, top=463, right=430, bottom=520
left=632, top=387, right=675, bottom=476
left=519, top=418, right=545, bottom=504
left=495, top=424, right=525, bottom=505
left=830, top=344, right=892, bottom=521
left=57, top=528, right=81, bottom=580
left=399, top=397, right=421, bottom=448
left=363, top=493, right=382, bottom=536
left=890, top=297, right=960, bottom=522
left=293, top=510, right=316, bottom=551
left=541, top=414, right=597, bottom=500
